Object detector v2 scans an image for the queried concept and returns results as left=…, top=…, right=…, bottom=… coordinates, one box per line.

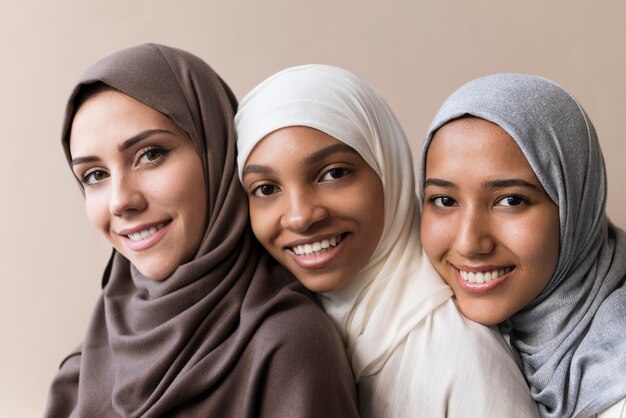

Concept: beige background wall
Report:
left=1, top=1, right=624, bottom=416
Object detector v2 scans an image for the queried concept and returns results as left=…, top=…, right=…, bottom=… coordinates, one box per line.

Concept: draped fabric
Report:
left=45, top=44, right=358, bottom=418
left=236, top=65, right=540, bottom=417
left=420, top=73, right=626, bottom=418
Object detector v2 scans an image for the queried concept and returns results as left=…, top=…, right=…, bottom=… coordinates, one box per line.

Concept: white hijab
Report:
left=235, top=65, right=451, bottom=381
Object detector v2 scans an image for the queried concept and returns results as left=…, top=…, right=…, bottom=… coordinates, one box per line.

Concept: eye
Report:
left=81, top=169, right=110, bottom=186
left=430, top=195, right=457, bottom=208
left=252, top=184, right=280, bottom=197
left=497, top=195, right=526, bottom=207
left=320, top=167, right=350, bottom=181
left=136, top=146, right=168, bottom=165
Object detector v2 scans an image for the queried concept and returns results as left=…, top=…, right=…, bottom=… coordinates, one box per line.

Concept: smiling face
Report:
left=69, top=90, right=207, bottom=281
left=242, top=126, right=384, bottom=293
left=421, top=117, right=560, bottom=325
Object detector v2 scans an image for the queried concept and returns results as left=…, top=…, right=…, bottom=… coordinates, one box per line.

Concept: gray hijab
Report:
left=420, top=73, right=626, bottom=418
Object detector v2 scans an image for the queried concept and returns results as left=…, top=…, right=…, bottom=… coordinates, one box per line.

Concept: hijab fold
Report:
left=46, top=45, right=357, bottom=417
left=236, top=65, right=452, bottom=382
left=420, top=73, right=626, bottom=418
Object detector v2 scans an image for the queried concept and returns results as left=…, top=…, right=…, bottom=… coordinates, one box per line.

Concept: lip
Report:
left=283, top=232, right=347, bottom=249
left=285, top=233, right=348, bottom=270
left=118, top=220, right=171, bottom=252
left=452, top=263, right=514, bottom=293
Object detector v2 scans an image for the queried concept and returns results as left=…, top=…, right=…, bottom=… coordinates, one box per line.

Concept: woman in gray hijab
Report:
left=44, top=43, right=358, bottom=417
left=419, top=73, right=626, bottom=418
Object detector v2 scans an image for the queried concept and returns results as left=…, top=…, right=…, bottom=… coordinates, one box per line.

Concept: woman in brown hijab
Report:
left=44, top=44, right=358, bottom=417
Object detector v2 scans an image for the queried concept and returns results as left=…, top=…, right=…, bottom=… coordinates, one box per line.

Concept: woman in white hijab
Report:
left=235, top=65, right=539, bottom=417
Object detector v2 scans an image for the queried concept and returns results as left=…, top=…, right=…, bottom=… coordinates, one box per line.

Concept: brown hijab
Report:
left=45, top=44, right=358, bottom=417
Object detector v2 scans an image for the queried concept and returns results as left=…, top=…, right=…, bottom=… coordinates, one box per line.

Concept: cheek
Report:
left=357, top=181, right=385, bottom=245
left=181, top=176, right=208, bottom=244
left=248, top=200, right=278, bottom=247
left=186, top=177, right=207, bottom=215
left=533, top=218, right=560, bottom=285
left=84, top=190, right=110, bottom=233
left=159, top=163, right=206, bottom=215
left=505, top=212, right=560, bottom=287
left=420, top=209, right=450, bottom=259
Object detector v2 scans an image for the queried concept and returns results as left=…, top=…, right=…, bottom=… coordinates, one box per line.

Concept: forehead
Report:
left=247, top=126, right=347, bottom=163
left=427, top=117, right=533, bottom=175
left=69, top=91, right=180, bottom=156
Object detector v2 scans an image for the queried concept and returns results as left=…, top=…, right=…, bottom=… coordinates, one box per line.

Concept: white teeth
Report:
left=127, top=223, right=165, bottom=242
left=292, top=235, right=342, bottom=256
left=460, top=267, right=512, bottom=283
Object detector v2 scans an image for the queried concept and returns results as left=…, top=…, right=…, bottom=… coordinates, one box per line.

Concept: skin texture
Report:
left=69, top=91, right=207, bottom=281
left=242, top=126, right=385, bottom=293
left=421, top=117, right=560, bottom=326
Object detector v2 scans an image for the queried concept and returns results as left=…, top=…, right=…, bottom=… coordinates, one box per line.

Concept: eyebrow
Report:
left=423, top=178, right=457, bottom=189
left=485, top=179, right=542, bottom=191
left=304, top=143, right=359, bottom=165
left=424, top=178, right=542, bottom=192
left=71, top=129, right=175, bottom=166
left=242, top=143, right=359, bottom=178
left=242, top=164, right=273, bottom=176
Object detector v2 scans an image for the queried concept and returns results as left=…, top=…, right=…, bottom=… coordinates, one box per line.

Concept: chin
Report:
left=141, top=271, right=170, bottom=281
left=135, top=263, right=175, bottom=281
left=297, top=279, right=332, bottom=293
left=294, top=275, right=341, bottom=294
left=456, top=302, right=504, bottom=327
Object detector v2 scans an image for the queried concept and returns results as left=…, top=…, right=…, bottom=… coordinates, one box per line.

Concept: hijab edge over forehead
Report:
left=235, top=65, right=381, bottom=181
left=419, top=73, right=583, bottom=206
left=62, top=43, right=237, bottom=166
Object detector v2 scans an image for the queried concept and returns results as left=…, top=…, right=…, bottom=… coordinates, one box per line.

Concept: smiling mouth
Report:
left=127, top=223, right=167, bottom=242
left=458, top=266, right=514, bottom=284
left=290, top=234, right=345, bottom=256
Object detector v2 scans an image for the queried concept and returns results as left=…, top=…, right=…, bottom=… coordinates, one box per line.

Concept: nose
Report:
left=109, top=174, right=147, bottom=217
left=454, top=207, right=495, bottom=257
left=280, top=189, right=328, bottom=232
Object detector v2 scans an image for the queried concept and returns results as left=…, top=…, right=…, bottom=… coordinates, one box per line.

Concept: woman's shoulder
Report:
left=247, top=257, right=345, bottom=347
left=243, top=276, right=359, bottom=417
left=403, top=298, right=541, bottom=417
left=423, top=298, right=526, bottom=373
left=428, top=298, right=510, bottom=347
left=254, top=282, right=345, bottom=352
